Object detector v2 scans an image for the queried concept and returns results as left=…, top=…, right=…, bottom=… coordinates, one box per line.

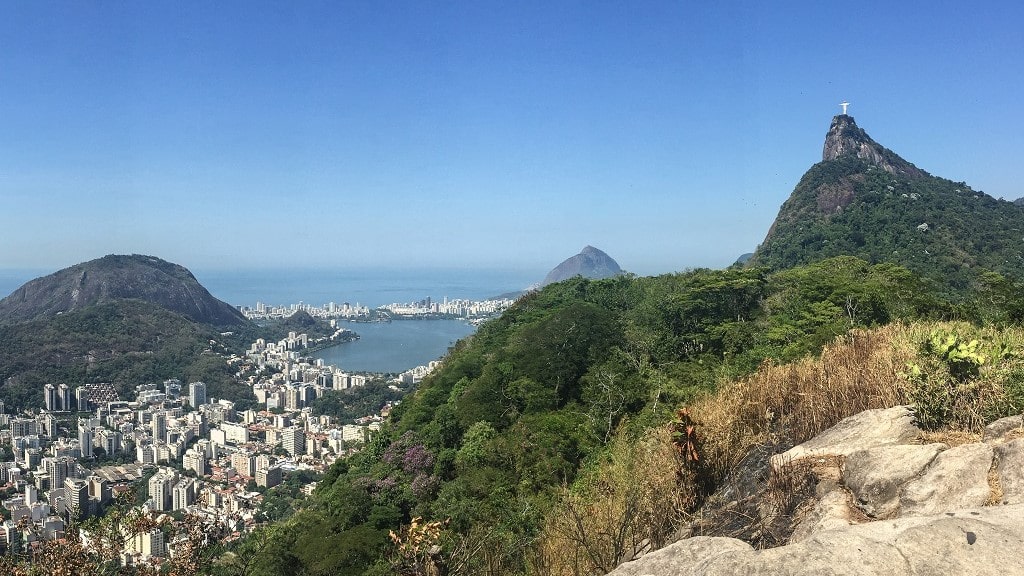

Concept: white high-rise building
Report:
left=172, top=478, right=196, bottom=510
left=136, top=443, right=155, bottom=465
left=147, top=468, right=178, bottom=511
left=127, top=528, right=165, bottom=560
left=230, top=452, right=255, bottom=477
left=182, top=448, right=206, bottom=477
left=96, top=428, right=122, bottom=455
left=151, top=412, right=166, bottom=443
left=78, top=424, right=93, bottom=458
left=188, top=382, right=207, bottom=408
left=57, top=384, right=73, bottom=412
left=44, top=384, right=57, bottom=412
left=282, top=426, right=305, bottom=457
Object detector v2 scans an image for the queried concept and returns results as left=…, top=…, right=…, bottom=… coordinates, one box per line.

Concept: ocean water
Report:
left=192, top=267, right=537, bottom=309
left=0, top=269, right=48, bottom=298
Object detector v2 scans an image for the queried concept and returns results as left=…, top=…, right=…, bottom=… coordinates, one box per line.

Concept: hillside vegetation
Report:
left=754, top=140, right=1024, bottom=292
left=0, top=299, right=255, bottom=410
left=219, top=256, right=1024, bottom=576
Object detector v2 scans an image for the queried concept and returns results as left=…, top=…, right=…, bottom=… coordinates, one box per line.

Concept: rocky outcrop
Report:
left=771, top=406, right=919, bottom=464
left=607, top=408, right=1024, bottom=576
left=822, top=115, right=927, bottom=178
left=0, top=254, right=247, bottom=328
left=608, top=506, right=1024, bottom=576
left=541, top=246, right=623, bottom=287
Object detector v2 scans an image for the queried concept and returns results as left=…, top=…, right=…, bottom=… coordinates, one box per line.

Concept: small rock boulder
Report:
left=982, top=414, right=1024, bottom=444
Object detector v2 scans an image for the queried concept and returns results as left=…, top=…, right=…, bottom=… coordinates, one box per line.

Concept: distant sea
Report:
left=192, top=266, right=538, bottom=309
left=0, top=266, right=540, bottom=374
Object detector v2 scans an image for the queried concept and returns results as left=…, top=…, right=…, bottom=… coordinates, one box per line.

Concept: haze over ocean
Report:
left=0, top=266, right=543, bottom=310
left=192, top=266, right=542, bottom=309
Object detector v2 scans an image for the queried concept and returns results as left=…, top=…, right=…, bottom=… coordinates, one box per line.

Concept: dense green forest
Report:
left=217, top=255, right=1020, bottom=575
left=753, top=156, right=1024, bottom=290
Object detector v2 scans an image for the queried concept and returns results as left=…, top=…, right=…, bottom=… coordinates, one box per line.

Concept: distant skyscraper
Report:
left=172, top=478, right=196, bottom=510
left=57, top=384, right=73, bottom=412
left=44, top=384, right=57, bottom=412
left=76, top=386, right=90, bottom=412
left=78, top=424, right=93, bottom=458
left=182, top=448, right=206, bottom=477
left=64, top=477, right=89, bottom=520
left=147, top=468, right=178, bottom=511
left=44, top=456, right=75, bottom=489
left=151, top=412, right=167, bottom=443
left=96, top=429, right=122, bottom=455
left=231, top=452, right=256, bottom=477
left=188, top=382, right=207, bottom=408
left=282, top=426, right=305, bottom=457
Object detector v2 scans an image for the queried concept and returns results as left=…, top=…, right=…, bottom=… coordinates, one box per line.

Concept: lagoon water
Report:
left=197, top=267, right=539, bottom=372
left=313, top=319, right=476, bottom=373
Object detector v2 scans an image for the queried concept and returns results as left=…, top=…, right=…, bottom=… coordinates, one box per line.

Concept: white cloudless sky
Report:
left=2, top=1, right=1021, bottom=276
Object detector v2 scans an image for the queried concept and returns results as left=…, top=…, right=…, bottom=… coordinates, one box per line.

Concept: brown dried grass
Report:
left=692, top=324, right=915, bottom=482
left=913, top=430, right=980, bottom=447
left=528, top=427, right=692, bottom=576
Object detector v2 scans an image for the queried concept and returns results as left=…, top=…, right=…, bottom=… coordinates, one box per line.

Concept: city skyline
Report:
left=2, top=2, right=1022, bottom=276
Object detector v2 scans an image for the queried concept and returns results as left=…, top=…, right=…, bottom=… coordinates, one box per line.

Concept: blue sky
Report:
left=2, top=1, right=1021, bottom=277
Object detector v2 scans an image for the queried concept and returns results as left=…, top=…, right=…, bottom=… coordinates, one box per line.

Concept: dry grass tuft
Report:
left=532, top=321, right=1024, bottom=575
left=913, top=430, right=980, bottom=447
left=691, top=324, right=914, bottom=481
left=529, top=427, right=692, bottom=576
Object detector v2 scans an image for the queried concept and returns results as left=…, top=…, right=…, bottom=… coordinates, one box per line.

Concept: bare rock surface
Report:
left=844, top=443, right=946, bottom=518
left=787, top=488, right=859, bottom=542
left=606, top=505, right=1024, bottom=576
left=606, top=409, right=1024, bottom=576
left=994, top=438, right=1024, bottom=504
left=983, top=414, right=1024, bottom=443
left=900, top=443, right=994, bottom=516
left=771, top=406, right=918, bottom=467
left=604, top=537, right=753, bottom=576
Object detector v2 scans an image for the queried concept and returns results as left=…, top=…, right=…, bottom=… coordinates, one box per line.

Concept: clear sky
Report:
left=2, top=1, right=1021, bottom=277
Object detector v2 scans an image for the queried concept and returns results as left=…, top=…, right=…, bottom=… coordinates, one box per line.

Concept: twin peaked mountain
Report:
left=752, top=114, right=1024, bottom=288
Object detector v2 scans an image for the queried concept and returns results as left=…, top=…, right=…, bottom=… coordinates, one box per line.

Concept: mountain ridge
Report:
left=0, top=254, right=248, bottom=328
left=751, top=115, right=1024, bottom=289
left=821, top=114, right=928, bottom=178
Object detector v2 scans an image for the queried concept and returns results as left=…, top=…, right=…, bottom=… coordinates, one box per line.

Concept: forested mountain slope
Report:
left=752, top=116, right=1024, bottom=291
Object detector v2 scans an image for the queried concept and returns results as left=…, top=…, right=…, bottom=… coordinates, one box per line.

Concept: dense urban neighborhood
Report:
left=0, top=323, right=441, bottom=566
